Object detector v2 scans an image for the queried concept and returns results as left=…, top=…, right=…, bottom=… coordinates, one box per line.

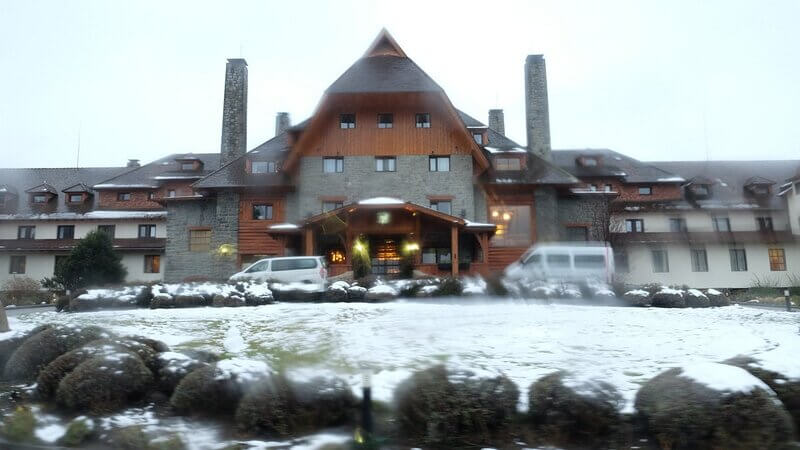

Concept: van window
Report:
left=523, top=253, right=541, bottom=266
left=271, top=258, right=318, bottom=271
left=245, top=260, right=269, bottom=273
left=574, top=254, right=605, bottom=269
left=546, top=254, right=570, bottom=269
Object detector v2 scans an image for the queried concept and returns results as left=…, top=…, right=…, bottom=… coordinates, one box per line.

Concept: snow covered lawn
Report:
left=7, top=299, right=799, bottom=411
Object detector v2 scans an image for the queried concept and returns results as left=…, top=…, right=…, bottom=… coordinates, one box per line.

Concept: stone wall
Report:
left=557, top=196, right=609, bottom=241
left=291, top=155, right=476, bottom=222
left=164, top=194, right=239, bottom=282
left=220, top=59, right=248, bottom=167
left=534, top=187, right=558, bottom=241
left=524, top=55, right=551, bottom=160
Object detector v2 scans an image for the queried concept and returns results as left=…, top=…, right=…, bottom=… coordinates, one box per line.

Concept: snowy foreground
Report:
left=8, top=298, right=799, bottom=415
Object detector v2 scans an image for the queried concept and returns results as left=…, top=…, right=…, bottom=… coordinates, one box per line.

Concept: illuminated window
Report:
left=769, top=248, right=786, bottom=271
left=376, top=211, right=391, bottom=225
left=489, top=205, right=531, bottom=247
left=328, top=249, right=346, bottom=264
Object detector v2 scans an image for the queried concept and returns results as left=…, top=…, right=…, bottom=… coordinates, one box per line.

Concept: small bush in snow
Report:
left=623, top=289, right=651, bottom=307
left=635, top=364, right=794, bottom=449
left=60, top=416, right=95, bottom=447
left=2, top=405, right=36, bottom=442
left=433, top=277, right=463, bottom=297
left=484, top=273, right=510, bottom=297
left=685, top=289, right=710, bottom=308
left=170, top=359, right=269, bottom=415
left=723, top=355, right=800, bottom=431
left=706, top=289, right=730, bottom=307
left=235, top=373, right=356, bottom=436
left=527, top=371, right=623, bottom=446
left=347, top=285, right=367, bottom=301
left=650, top=288, right=686, bottom=308
left=0, top=324, right=51, bottom=372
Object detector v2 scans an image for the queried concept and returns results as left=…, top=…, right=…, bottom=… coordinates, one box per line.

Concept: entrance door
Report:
left=371, top=238, right=400, bottom=275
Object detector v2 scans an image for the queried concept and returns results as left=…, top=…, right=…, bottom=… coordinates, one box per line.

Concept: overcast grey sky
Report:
left=1, top=0, right=798, bottom=168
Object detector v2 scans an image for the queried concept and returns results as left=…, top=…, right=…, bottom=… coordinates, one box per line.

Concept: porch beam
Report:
left=451, top=225, right=459, bottom=277
left=304, top=228, right=314, bottom=256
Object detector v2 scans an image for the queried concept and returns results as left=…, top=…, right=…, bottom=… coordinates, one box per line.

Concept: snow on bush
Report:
left=214, top=358, right=270, bottom=384
left=461, top=276, right=487, bottom=296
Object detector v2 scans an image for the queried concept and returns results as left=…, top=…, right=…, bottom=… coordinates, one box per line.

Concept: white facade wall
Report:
left=0, top=252, right=164, bottom=286
left=618, top=242, right=800, bottom=289
left=612, top=210, right=790, bottom=233
left=0, top=220, right=165, bottom=239
left=787, top=182, right=800, bottom=235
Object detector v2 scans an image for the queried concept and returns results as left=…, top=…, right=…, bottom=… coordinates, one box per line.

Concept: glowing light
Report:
left=491, top=210, right=499, bottom=218
left=403, top=242, right=420, bottom=253
left=329, top=250, right=345, bottom=263
left=502, top=212, right=511, bottom=221
left=376, top=211, right=390, bottom=224
left=354, top=241, right=366, bottom=253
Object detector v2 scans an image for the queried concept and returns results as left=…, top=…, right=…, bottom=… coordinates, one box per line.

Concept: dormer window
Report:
left=495, top=157, right=521, bottom=171
left=181, top=162, right=195, bottom=171
left=577, top=156, right=601, bottom=167
left=252, top=161, right=277, bottom=174
left=32, top=194, right=48, bottom=203
left=472, top=133, right=483, bottom=145
left=68, top=194, right=84, bottom=204
left=749, top=185, right=770, bottom=196
left=117, top=192, right=131, bottom=201
left=638, top=186, right=652, bottom=195
left=377, top=113, right=393, bottom=129
left=415, top=113, right=431, bottom=128
left=340, top=114, right=356, bottom=129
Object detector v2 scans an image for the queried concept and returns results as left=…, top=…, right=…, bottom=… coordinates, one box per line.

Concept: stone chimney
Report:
left=126, top=159, right=140, bottom=168
left=275, top=112, right=291, bottom=136
left=524, top=55, right=551, bottom=160
left=220, top=58, right=248, bottom=167
left=488, top=109, right=505, bottom=135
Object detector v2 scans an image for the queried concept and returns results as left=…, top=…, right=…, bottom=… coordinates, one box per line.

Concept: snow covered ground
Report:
left=7, top=299, right=800, bottom=413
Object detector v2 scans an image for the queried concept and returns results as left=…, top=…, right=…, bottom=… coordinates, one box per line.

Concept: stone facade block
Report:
left=534, top=187, right=558, bottom=241
left=220, top=59, right=247, bottom=167
left=488, top=109, right=505, bottom=136
left=525, top=55, right=551, bottom=160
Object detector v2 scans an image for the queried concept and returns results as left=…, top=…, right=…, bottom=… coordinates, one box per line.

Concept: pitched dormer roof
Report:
left=25, top=183, right=58, bottom=194
left=62, top=183, right=93, bottom=194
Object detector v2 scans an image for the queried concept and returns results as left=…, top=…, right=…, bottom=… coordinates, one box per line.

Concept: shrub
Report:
left=527, top=371, right=623, bottom=446
left=108, top=426, right=150, bottom=450
left=60, top=416, right=95, bottom=447
left=724, top=355, right=800, bottom=430
left=393, top=365, right=519, bottom=446
left=650, top=289, right=685, bottom=308
left=170, top=365, right=242, bottom=415
left=56, top=352, right=155, bottom=413
left=37, top=339, right=134, bottom=398
left=706, top=289, right=730, bottom=307
left=157, top=352, right=213, bottom=395
left=1, top=405, right=36, bottom=442
left=622, top=289, right=651, bottom=307
left=235, top=374, right=356, bottom=436
left=0, top=324, right=51, bottom=371
left=1, top=276, right=48, bottom=306
left=684, top=289, right=710, bottom=308
left=484, top=273, right=509, bottom=297
left=635, top=365, right=794, bottom=449
left=351, top=239, right=371, bottom=279
left=53, top=230, right=127, bottom=290
left=3, top=325, right=110, bottom=381
left=432, top=278, right=463, bottom=297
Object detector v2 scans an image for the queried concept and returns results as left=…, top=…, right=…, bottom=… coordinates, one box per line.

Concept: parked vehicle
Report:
left=229, top=256, right=328, bottom=285
left=504, top=242, right=615, bottom=284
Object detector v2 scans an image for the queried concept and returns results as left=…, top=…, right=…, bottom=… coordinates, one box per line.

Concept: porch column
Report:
left=304, top=228, right=314, bottom=256
left=451, top=224, right=459, bottom=277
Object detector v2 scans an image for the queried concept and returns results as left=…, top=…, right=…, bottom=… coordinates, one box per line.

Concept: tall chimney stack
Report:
left=220, top=58, right=248, bottom=167
left=524, top=55, right=551, bottom=160
left=275, top=112, right=291, bottom=136
left=488, top=109, right=505, bottom=135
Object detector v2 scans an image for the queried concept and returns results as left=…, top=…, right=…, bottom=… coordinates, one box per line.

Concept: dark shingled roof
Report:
left=552, top=149, right=684, bottom=183
left=0, top=166, right=128, bottom=216
left=194, top=133, right=292, bottom=189
left=649, top=160, right=800, bottom=210
left=94, top=153, right=220, bottom=189
left=326, top=55, right=443, bottom=94
left=456, top=110, right=486, bottom=128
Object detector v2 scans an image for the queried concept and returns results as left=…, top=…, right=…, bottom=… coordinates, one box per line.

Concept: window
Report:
left=429, top=156, right=450, bottom=172
left=375, top=157, right=396, bottom=172
left=323, top=157, right=344, bottom=173
left=144, top=255, right=161, bottom=273
left=97, top=225, right=115, bottom=238
left=167, top=190, right=176, bottom=198
left=581, top=157, right=599, bottom=167
left=339, top=113, right=355, bottom=129
left=181, top=162, right=195, bottom=171
left=148, top=192, right=156, bottom=200
left=730, top=248, right=748, bottom=271
left=604, top=184, right=613, bottom=192
left=377, top=113, right=393, bottom=128
left=245, top=260, right=269, bottom=273
left=565, top=226, right=589, bottom=241
left=472, top=133, right=483, bottom=145
left=495, top=158, right=521, bottom=171
left=322, top=201, right=343, bottom=212
left=693, top=185, right=710, bottom=196
left=32, top=194, right=48, bottom=203
left=138, top=224, right=157, bottom=238
left=57, top=225, right=74, bottom=240
left=651, top=249, right=669, bottom=273
left=574, top=254, right=605, bottom=269
left=252, top=161, right=277, bottom=173
left=547, top=254, right=571, bottom=269
left=17, top=226, right=35, bottom=240
left=669, top=218, right=687, bottom=232
left=271, top=258, right=318, bottom=271
left=252, top=204, right=273, bottom=220
left=756, top=217, right=773, bottom=231
left=768, top=248, right=786, bottom=271
left=625, top=219, right=644, bottom=233
left=55, top=255, right=68, bottom=272
left=691, top=248, right=708, bottom=272
left=588, top=184, right=598, bottom=192
left=189, top=229, right=211, bottom=252
left=638, top=186, right=652, bottom=195
left=614, top=249, right=629, bottom=272
left=117, top=192, right=131, bottom=201
left=9, top=255, right=25, bottom=274
left=430, top=200, right=452, bottom=215
left=712, top=217, right=731, bottom=232
left=415, top=113, right=431, bottom=128
left=68, top=194, right=83, bottom=203
left=490, top=205, right=531, bottom=247
left=422, top=248, right=451, bottom=264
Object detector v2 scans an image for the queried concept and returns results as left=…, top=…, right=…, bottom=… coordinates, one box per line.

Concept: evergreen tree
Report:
left=54, top=230, right=127, bottom=290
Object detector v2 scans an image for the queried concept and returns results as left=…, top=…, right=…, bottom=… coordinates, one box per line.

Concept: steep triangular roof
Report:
left=362, top=28, right=407, bottom=58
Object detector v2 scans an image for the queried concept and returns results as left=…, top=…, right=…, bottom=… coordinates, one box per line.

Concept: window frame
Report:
left=429, top=200, right=452, bottom=215
left=756, top=216, right=774, bottom=232
left=690, top=248, right=708, bottom=272
left=375, top=156, right=396, bottom=172
left=625, top=219, right=644, bottom=233
left=9, top=255, right=26, bottom=274
left=415, top=113, right=431, bottom=128
left=712, top=216, right=731, bottom=232
left=651, top=248, right=669, bottom=273
left=144, top=255, right=161, bottom=274
left=67, top=193, right=84, bottom=204
left=428, top=156, right=450, bottom=172
left=251, top=161, right=277, bottom=174
left=377, top=113, right=393, bottom=129
left=189, top=228, right=212, bottom=252
left=32, top=194, right=48, bottom=203
left=638, top=186, right=653, bottom=195
left=138, top=224, right=157, bottom=238
left=17, top=226, right=35, bottom=240
left=669, top=217, right=688, bottom=232
left=495, top=157, right=521, bottom=171
left=322, top=201, right=344, bottom=213
left=339, top=113, right=356, bottom=129
left=117, top=192, right=131, bottom=201
left=729, top=248, right=748, bottom=272
left=472, top=132, right=483, bottom=145
left=768, top=248, right=786, bottom=271
left=180, top=162, right=195, bottom=171
left=97, top=224, right=116, bottom=238
left=57, top=225, right=75, bottom=240
left=252, top=204, right=274, bottom=221
left=323, top=157, right=344, bottom=173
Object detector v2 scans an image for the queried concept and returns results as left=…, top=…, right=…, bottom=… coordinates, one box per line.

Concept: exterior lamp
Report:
left=354, top=241, right=366, bottom=253
left=404, top=242, right=420, bottom=253
left=502, top=212, right=511, bottom=221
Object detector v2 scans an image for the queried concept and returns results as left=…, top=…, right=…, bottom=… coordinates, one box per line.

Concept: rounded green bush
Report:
left=59, top=416, right=94, bottom=447
left=0, top=324, right=51, bottom=373
left=724, top=355, right=800, bottom=431
left=1, top=405, right=36, bottom=442
left=170, top=365, right=242, bottom=415
left=37, top=339, right=133, bottom=398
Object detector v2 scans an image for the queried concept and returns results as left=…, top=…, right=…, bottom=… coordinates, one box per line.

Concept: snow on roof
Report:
left=358, top=197, right=404, bottom=205
left=656, top=176, right=686, bottom=182
left=485, top=146, right=527, bottom=154
left=0, top=210, right=167, bottom=220
left=464, top=220, right=495, bottom=228
left=570, top=188, right=619, bottom=194
left=679, top=363, right=773, bottom=394
left=152, top=175, right=203, bottom=180
left=269, top=223, right=299, bottom=230
left=93, top=183, right=159, bottom=189
left=466, top=125, right=487, bottom=129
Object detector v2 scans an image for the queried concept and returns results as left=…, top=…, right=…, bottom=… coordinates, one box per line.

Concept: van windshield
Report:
left=271, top=258, right=318, bottom=271
left=245, top=260, right=269, bottom=273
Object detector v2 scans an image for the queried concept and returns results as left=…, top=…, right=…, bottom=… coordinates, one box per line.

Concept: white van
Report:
left=504, top=242, right=615, bottom=284
left=229, top=256, right=328, bottom=284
